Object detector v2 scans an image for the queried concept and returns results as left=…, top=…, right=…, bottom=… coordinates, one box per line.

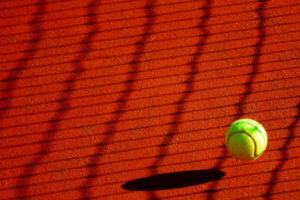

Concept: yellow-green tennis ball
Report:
left=225, top=119, right=268, bottom=160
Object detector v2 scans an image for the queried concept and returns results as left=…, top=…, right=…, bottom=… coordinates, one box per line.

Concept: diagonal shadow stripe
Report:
left=0, top=105, right=297, bottom=167
left=0, top=0, right=297, bottom=39
left=0, top=123, right=298, bottom=180
left=263, top=102, right=300, bottom=199
left=0, top=0, right=46, bottom=197
left=1, top=6, right=298, bottom=57
left=0, top=0, right=260, bottom=31
left=2, top=74, right=297, bottom=122
left=0, top=1, right=45, bottom=127
left=0, top=13, right=297, bottom=75
left=78, top=1, right=155, bottom=200
left=0, top=0, right=138, bottom=13
left=4, top=0, right=47, bottom=196
left=14, top=0, right=98, bottom=199
left=207, top=0, right=268, bottom=199
left=0, top=38, right=298, bottom=95
left=143, top=0, right=213, bottom=199
left=1, top=2, right=297, bottom=48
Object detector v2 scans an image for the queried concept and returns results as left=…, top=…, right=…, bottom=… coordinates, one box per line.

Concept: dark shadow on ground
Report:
left=123, top=170, right=225, bottom=191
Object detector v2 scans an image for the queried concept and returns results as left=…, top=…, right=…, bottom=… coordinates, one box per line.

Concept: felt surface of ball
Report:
left=225, top=119, right=268, bottom=160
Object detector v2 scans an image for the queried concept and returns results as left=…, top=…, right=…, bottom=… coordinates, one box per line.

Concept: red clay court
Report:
left=0, top=0, right=299, bottom=199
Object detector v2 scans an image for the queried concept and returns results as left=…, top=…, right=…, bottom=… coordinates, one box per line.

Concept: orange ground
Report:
left=0, top=0, right=299, bottom=199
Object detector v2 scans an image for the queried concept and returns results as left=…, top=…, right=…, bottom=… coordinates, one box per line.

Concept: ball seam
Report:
left=226, top=131, right=258, bottom=158
left=234, top=120, right=266, bottom=142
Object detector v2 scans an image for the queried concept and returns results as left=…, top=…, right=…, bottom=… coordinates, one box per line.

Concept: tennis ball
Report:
left=225, top=119, right=268, bottom=160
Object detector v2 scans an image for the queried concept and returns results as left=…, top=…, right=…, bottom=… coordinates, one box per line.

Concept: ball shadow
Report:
left=122, top=170, right=225, bottom=191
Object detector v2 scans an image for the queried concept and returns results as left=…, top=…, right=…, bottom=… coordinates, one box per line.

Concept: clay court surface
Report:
left=0, top=0, right=299, bottom=199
